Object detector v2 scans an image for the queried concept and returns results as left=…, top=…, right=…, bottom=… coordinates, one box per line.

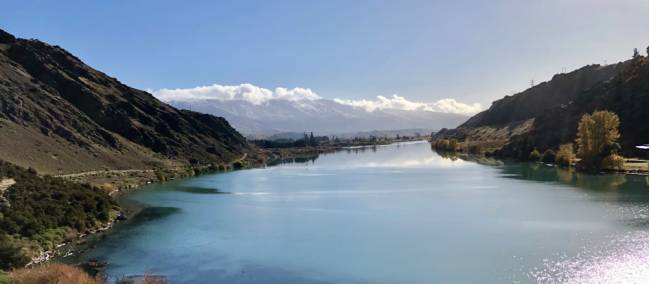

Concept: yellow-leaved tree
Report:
left=555, top=143, right=575, bottom=167
left=575, top=110, right=623, bottom=170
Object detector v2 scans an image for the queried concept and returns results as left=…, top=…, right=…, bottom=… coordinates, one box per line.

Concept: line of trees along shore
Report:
left=433, top=110, right=632, bottom=172
left=252, top=132, right=424, bottom=149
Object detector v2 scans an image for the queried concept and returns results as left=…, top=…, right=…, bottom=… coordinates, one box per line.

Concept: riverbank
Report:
left=24, top=140, right=432, bottom=269
left=26, top=220, right=116, bottom=267
left=21, top=145, right=338, bottom=268
left=57, top=145, right=341, bottom=195
left=60, top=141, right=649, bottom=283
left=430, top=140, right=648, bottom=175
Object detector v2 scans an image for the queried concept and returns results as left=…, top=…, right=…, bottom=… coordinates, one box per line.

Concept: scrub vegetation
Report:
left=0, top=160, right=117, bottom=270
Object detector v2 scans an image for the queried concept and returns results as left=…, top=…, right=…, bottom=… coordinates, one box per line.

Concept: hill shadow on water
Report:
left=127, top=207, right=181, bottom=227
left=169, top=186, right=231, bottom=195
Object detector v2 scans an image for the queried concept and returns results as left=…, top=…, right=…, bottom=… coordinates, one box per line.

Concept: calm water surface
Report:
left=71, top=141, right=648, bottom=283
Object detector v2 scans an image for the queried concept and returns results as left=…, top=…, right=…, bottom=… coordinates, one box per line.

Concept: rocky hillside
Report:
left=0, top=29, right=250, bottom=174
left=435, top=56, right=648, bottom=157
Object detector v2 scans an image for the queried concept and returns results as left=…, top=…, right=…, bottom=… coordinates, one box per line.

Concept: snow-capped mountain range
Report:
left=152, top=83, right=476, bottom=136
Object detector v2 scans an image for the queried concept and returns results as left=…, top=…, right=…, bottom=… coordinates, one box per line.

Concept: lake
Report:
left=69, top=141, right=648, bottom=283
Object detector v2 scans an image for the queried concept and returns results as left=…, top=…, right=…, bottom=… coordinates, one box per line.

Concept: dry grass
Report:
left=622, top=158, right=649, bottom=172
left=8, top=263, right=100, bottom=284
left=8, top=264, right=170, bottom=284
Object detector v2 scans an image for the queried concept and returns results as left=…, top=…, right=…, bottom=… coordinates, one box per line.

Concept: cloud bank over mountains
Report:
left=152, top=83, right=482, bottom=115
left=151, top=83, right=477, bottom=136
left=333, top=95, right=482, bottom=115
left=153, top=83, right=322, bottom=105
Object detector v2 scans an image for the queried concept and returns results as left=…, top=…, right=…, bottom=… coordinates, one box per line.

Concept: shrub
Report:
left=555, top=144, right=575, bottom=167
left=32, top=228, right=69, bottom=251
left=0, top=160, right=116, bottom=268
left=528, top=149, right=541, bottom=161
left=0, top=233, right=29, bottom=270
left=232, top=161, right=244, bottom=169
left=541, top=149, right=556, bottom=164
left=601, top=154, right=625, bottom=170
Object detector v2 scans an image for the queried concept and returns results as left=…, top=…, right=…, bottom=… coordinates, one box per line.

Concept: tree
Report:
left=555, top=143, right=575, bottom=167
left=541, top=149, right=556, bottom=164
left=512, top=135, right=535, bottom=160
left=303, top=133, right=309, bottom=148
left=633, top=48, right=640, bottom=58
left=528, top=149, right=541, bottom=161
left=575, top=110, right=621, bottom=169
left=309, top=132, right=316, bottom=147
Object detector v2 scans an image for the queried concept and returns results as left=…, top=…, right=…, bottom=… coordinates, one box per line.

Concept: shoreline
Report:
left=430, top=142, right=649, bottom=176
left=27, top=220, right=116, bottom=267
left=28, top=145, right=341, bottom=267
left=31, top=139, right=434, bottom=268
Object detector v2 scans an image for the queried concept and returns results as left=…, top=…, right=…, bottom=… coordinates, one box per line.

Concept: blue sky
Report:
left=2, top=0, right=648, bottom=111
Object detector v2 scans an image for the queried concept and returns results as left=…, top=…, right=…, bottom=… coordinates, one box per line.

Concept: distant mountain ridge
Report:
left=435, top=56, right=648, bottom=156
left=0, top=29, right=250, bottom=174
left=255, top=128, right=436, bottom=140
left=165, top=98, right=468, bottom=136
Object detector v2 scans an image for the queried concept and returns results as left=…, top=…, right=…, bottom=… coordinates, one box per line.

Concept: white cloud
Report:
left=334, top=95, right=434, bottom=112
left=431, top=98, right=483, bottom=115
left=152, top=83, right=320, bottom=105
left=334, top=95, right=482, bottom=115
left=151, top=83, right=482, bottom=115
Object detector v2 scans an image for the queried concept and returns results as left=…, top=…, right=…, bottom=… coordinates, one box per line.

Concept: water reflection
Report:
left=432, top=148, right=648, bottom=195
left=73, top=142, right=648, bottom=283
left=266, top=155, right=319, bottom=166
left=128, top=207, right=180, bottom=226
left=433, top=148, right=649, bottom=282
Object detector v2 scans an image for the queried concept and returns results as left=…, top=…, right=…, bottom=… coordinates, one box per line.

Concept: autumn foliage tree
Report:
left=575, top=110, right=623, bottom=170
left=555, top=143, right=575, bottom=167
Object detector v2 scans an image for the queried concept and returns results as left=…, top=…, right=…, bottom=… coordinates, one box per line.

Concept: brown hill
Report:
left=0, top=29, right=250, bottom=174
left=435, top=56, right=648, bottom=157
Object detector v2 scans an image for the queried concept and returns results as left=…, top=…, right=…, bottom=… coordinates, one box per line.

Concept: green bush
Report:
left=0, top=233, right=30, bottom=270
left=528, top=149, right=541, bottom=161
left=32, top=228, right=69, bottom=251
left=541, top=150, right=556, bottom=164
left=0, top=160, right=116, bottom=269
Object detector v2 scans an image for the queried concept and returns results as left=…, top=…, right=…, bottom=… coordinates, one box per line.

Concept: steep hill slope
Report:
left=0, top=29, right=249, bottom=174
left=435, top=56, right=648, bottom=156
left=530, top=56, right=648, bottom=154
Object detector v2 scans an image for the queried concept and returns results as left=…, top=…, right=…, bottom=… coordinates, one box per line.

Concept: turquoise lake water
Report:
left=71, top=141, right=648, bottom=283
